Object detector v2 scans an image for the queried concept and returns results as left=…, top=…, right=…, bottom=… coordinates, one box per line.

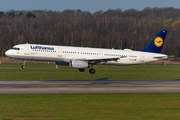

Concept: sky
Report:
left=0, top=0, right=180, bottom=13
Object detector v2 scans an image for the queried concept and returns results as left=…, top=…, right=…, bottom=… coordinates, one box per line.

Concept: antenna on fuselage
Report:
left=26, top=42, right=28, bottom=44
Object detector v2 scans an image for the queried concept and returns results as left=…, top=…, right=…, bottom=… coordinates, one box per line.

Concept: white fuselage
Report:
left=5, top=44, right=167, bottom=65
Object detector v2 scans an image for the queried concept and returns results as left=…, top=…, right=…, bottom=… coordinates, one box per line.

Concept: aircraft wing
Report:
left=63, top=56, right=127, bottom=64
left=75, top=56, right=127, bottom=63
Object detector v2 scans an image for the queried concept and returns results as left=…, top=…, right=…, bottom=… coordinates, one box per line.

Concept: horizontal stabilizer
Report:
left=153, top=54, right=168, bottom=59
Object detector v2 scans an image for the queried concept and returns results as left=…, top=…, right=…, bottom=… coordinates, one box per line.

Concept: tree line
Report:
left=0, top=8, right=180, bottom=57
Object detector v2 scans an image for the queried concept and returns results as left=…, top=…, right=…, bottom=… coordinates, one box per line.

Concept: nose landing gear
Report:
left=22, top=60, right=26, bottom=69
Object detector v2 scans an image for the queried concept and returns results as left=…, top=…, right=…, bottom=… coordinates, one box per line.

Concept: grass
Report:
left=0, top=63, right=180, bottom=80
left=0, top=63, right=180, bottom=119
left=0, top=94, right=180, bottom=120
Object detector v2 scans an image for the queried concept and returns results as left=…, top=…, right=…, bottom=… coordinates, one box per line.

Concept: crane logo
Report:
left=154, top=37, right=163, bottom=47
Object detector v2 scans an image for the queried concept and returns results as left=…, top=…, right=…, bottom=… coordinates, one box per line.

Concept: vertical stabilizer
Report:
left=141, top=30, right=167, bottom=53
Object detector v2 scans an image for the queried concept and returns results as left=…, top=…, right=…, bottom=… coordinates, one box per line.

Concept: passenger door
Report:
left=140, top=53, right=145, bottom=63
left=58, top=48, right=62, bottom=57
left=24, top=45, right=29, bottom=55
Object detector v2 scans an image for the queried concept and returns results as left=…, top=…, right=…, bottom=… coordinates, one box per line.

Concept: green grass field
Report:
left=0, top=63, right=180, bottom=120
left=0, top=63, right=180, bottom=80
left=0, top=94, right=180, bottom=120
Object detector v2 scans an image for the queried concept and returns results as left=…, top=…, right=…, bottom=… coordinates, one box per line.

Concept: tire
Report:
left=22, top=65, right=26, bottom=69
left=89, top=69, right=95, bottom=74
left=79, top=68, right=85, bottom=72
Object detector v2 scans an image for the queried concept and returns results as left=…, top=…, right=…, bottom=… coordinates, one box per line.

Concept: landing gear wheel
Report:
left=22, top=60, right=26, bottom=69
left=89, top=69, right=95, bottom=74
left=22, top=65, right=26, bottom=69
left=79, top=68, right=85, bottom=72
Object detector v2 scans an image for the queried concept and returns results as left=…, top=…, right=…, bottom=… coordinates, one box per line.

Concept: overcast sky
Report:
left=0, top=0, right=180, bottom=13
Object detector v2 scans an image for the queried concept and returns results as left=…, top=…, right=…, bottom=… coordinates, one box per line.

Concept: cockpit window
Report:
left=11, top=47, right=20, bottom=50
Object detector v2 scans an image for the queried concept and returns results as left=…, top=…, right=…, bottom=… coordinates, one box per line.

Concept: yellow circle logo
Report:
left=154, top=37, right=163, bottom=47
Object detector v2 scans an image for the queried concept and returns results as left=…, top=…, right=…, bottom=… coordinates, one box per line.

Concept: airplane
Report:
left=5, top=30, right=168, bottom=74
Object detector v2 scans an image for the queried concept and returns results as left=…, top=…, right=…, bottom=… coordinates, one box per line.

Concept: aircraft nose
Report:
left=5, top=50, right=11, bottom=57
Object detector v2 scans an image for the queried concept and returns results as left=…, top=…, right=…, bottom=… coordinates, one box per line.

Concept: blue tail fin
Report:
left=141, top=30, right=167, bottom=53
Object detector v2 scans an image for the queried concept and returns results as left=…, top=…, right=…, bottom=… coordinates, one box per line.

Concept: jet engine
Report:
left=55, top=62, right=69, bottom=66
left=69, top=60, right=89, bottom=68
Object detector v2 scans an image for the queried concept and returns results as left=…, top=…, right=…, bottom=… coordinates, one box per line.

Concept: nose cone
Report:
left=5, top=50, right=11, bottom=57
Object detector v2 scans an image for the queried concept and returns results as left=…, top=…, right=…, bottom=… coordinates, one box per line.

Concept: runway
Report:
left=1, top=80, right=180, bottom=94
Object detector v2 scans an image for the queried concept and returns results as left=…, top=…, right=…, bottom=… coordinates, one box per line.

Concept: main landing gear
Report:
left=22, top=60, right=26, bottom=69
left=79, top=68, right=85, bottom=72
left=89, top=64, right=95, bottom=74
left=78, top=64, right=95, bottom=74
left=89, top=68, right=95, bottom=74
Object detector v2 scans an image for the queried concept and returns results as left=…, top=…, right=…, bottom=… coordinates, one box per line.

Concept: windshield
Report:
left=11, top=47, right=20, bottom=50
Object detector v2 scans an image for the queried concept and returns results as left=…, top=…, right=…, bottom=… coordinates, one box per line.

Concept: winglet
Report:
left=141, top=30, right=167, bottom=53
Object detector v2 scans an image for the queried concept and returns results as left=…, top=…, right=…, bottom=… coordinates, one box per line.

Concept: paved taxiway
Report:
left=1, top=80, right=180, bottom=94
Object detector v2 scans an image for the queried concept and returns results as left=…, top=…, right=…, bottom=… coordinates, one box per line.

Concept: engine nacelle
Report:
left=55, top=62, right=69, bottom=66
left=69, top=60, right=88, bottom=68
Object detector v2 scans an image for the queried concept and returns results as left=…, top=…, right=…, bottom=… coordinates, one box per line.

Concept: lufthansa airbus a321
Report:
left=5, top=30, right=168, bottom=74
